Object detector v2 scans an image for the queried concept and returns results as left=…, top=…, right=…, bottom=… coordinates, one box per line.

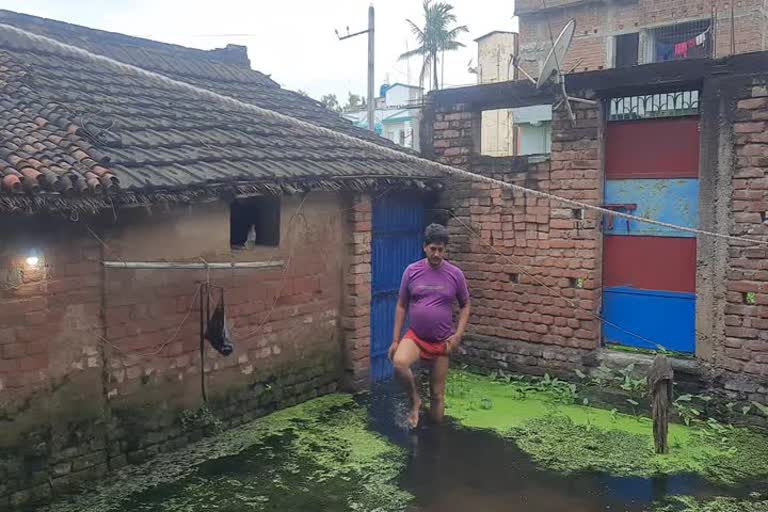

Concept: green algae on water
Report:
left=45, top=394, right=411, bottom=512
left=445, top=371, right=768, bottom=485
left=653, top=495, right=768, bottom=512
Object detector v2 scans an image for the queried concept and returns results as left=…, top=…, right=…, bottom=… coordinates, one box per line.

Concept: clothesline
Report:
left=658, top=26, right=711, bottom=60
left=674, top=27, right=709, bottom=58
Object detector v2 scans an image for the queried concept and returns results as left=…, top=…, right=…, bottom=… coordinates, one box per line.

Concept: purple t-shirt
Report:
left=398, top=259, right=470, bottom=343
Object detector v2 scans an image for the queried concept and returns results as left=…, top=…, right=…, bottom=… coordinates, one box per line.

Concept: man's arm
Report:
left=388, top=301, right=407, bottom=361
left=447, top=301, right=471, bottom=353
left=447, top=269, right=471, bottom=353
left=389, top=270, right=410, bottom=361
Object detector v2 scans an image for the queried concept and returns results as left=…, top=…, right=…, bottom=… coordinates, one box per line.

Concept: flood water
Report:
left=366, top=381, right=741, bottom=512
left=76, top=380, right=760, bottom=512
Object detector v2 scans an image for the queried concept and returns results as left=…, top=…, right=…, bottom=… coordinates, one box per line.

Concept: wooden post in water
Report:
left=649, top=354, right=674, bottom=454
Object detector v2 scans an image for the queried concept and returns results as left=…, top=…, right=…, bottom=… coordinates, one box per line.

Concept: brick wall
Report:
left=723, top=80, right=768, bottom=380
left=424, top=65, right=768, bottom=419
left=519, top=5, right=609, bottom=75
left=431, top=100, right=603, bottom=376
left=517, top=0, right=768, bottom=76
left=0, top=220, right=105, bottom=507
left=0, top=192, right=350, bottom=509
left=341, top=194, right=373, bottom=389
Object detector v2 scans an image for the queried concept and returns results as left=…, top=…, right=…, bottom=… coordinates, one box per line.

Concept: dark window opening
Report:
left=230, top=197, right=281, bottom=249
left=615, top=33, right=639, bottom=67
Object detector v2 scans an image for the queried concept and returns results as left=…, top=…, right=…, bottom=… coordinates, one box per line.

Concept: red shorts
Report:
left=402, top=329, right=448, bottom=361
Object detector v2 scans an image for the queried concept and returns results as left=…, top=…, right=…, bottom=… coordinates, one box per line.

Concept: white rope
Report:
left=3, top=23, right=766, bottom=247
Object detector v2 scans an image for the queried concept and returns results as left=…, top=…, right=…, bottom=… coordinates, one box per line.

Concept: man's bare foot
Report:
left=408, top=397, right=422, bottom=428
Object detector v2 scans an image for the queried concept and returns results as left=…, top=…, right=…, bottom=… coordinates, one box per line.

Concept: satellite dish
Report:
left=537, top=19, right=575, bottom=89
left=533, top=19, right=596, bottom=126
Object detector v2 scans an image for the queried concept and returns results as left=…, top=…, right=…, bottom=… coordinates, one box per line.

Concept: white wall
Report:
left=478, top=32, right=517, bottom=156
left=477, top=32, right=516, bottom=83
left=384, top=84, right=421, bottom=107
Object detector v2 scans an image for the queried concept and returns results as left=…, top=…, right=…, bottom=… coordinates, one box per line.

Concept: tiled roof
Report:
left=0, top=11, right=438, bottom=213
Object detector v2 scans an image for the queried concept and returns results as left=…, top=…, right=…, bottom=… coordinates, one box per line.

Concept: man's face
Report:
left=424, top=242, right=446, bottom=267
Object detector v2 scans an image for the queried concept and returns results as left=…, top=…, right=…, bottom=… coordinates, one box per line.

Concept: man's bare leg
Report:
left=392, top=338, right=422, bottom=427
left=429, top=355, right=450, bottom=423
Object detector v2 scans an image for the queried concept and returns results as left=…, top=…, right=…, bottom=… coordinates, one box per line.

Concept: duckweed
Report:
left=654, top=495, right=768, bottom=512
left=445, top=371, right=768, bottom=484
left=46, top=394, right=411, bottom=512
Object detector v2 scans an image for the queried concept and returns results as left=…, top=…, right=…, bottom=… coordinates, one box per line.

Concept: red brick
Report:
left=736, top=98, right=768, bottom=110
left=1, top=343, right=26, bottom=359
left=0, top=328, right=15, bottom=345
left=735, top=122, right=767, bottom=134
left=19, top=355, right=48, bottom=371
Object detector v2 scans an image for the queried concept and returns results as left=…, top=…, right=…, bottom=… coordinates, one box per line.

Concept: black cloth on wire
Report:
left=205, top=291, right=234, bottom=356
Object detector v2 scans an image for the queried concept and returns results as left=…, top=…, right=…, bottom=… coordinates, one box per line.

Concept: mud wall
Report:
left=0, top=192, right=349, bottom=509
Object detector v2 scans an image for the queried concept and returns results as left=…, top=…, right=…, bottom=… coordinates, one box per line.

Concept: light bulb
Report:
left=25, top=256, right=40, bottom=268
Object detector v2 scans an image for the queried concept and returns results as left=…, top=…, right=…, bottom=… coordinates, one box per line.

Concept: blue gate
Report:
left=370, top=194, right=425, bottom=382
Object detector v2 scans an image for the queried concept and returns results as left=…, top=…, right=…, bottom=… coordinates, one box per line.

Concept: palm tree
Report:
left=399, top=0, right=469, bottom=91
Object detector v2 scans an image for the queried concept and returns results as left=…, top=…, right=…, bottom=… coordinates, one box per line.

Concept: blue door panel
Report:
left=603, top=179, right=699, bottom=237
left=370, top=194, right=424, bottom=382
left=602, top=287, right=695, bottom=353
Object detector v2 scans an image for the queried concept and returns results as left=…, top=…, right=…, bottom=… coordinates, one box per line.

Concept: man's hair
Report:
left=424, top=223, right=449, bottom=245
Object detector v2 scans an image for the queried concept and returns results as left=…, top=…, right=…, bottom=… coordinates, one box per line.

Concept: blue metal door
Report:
left=602, top=92, right=700, bottom=354
left=370, top=193, right=425, bottom=382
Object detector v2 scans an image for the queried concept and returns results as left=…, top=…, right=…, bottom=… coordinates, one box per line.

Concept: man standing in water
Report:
left=388, top=223, right=471, bottom=428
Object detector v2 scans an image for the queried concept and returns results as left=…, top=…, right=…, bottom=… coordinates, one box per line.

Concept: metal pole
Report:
left=199, top=282, right=208, bottom=404
left=367, top=5, right=375, bottom=132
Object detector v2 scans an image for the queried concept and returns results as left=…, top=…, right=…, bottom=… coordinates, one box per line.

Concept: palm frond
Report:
left=444, top=24, right=469, bottom=39
left=399, top=46, right=428, bottom=61
left=405, top=19, right=425, bottom=40
left=441, top=40, right=465, bottom=51
left=402, top=0, right=468, bottom=87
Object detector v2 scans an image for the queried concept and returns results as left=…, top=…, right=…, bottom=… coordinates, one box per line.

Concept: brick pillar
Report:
left=430, top=102, right=480, bottom=169
left=722, top=79, right=768, bottom=378
left=341, top=194, right=372, bottom=390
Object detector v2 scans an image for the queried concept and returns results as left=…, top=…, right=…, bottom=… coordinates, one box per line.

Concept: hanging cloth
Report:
left=674, top=41, right=690, bottom=58
left=204, top=288, right=234, bottom=356
left=695, top=31, right=706, bottom=46
left=656, top=41, right=675, bottom=62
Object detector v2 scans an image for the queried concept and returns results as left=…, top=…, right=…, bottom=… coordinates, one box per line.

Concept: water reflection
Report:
left=366, top=380, right=736, bottom=512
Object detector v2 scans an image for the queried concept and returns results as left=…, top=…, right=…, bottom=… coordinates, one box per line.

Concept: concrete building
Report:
left=474, top=31, right=553, bottom=157
left=472, top=31, right=552, bottom=157
left=344, top=83, right=423, bottom=151
left=475, top=31, right=516, bottom=157
left=516, top=0, right=768, bottom=76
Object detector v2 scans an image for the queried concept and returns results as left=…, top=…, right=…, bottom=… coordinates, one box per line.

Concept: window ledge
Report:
left=102, top=260, right=284, bottom=270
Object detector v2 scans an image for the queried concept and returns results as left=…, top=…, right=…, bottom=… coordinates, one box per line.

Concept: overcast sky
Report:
left=2, top=0, right=517, bottom=101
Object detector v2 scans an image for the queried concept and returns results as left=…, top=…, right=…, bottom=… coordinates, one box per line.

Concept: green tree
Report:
left=320, top=93, right=341, bottom=112
left=343, top=92, right=367, bottom=112
left=399, top=0, right=469, bottom=91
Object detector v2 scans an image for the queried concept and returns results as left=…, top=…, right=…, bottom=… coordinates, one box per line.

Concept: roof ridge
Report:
left=0, top=9, right=277, bottom=85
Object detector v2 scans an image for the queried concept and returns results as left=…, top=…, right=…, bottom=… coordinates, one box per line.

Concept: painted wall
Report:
left=384, top=84, right=421, bottom=107
left=384, top=115, right=420, bottom=151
